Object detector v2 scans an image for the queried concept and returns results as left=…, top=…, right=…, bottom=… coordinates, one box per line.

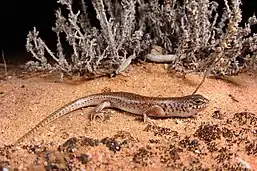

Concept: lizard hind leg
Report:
left=89, top=101, right=111, bottom=121
left=143, top=105, right=165, bottom=126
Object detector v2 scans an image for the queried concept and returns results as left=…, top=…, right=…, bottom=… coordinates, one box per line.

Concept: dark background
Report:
left=0, top=0, right=256, bottom=64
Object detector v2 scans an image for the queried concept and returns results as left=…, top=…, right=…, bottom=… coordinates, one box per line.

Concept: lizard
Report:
left=15, top=92, right=209, bottom=145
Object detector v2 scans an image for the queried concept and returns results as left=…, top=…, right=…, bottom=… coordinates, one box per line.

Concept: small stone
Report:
left=194, top=150, right=201, bottom=154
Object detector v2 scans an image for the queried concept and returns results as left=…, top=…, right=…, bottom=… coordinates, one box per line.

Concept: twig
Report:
left=114, top=53, right=136, bottom=75
left=1, top=50, right=8, bottom=77
left=228, top=94, right=239, bottom=102
left=146, top=54, right=177, bottom=63
left=192, top=52, right=224, bottom=95
left=192, top=67, right=209, bottom=95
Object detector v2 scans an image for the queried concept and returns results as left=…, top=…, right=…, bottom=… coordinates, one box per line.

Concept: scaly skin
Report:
left=15, top=92, right=209, bottom=145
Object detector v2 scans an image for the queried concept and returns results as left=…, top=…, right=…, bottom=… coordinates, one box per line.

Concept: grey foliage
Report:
left=26, top=0, right=257, bottom=77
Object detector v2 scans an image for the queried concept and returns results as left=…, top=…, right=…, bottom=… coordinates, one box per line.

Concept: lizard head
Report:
left=185, top=94, right=209, bottom=111
left=177, top=94, right=209, bottom=117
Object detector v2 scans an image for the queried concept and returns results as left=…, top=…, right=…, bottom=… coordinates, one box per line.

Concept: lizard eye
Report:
left=194, top=99, right=203, bottom=104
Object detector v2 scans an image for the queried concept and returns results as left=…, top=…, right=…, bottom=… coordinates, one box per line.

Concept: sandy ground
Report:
left=0, top=63, right=257, bottom=170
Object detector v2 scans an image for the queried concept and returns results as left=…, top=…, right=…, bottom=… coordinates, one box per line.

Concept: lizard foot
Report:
left=89, top=101, right=111, bottom=122
left=89, top=112, right=106, bottom=122
left=143, top=113, right=157, bottom=126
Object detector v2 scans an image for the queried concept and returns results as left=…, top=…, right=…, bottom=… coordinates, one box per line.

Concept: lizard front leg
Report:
left=89, top=101, right=111, bottom=121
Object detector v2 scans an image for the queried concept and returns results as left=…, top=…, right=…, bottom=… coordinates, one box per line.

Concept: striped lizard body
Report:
left=15, top=92, right=209, bottom=145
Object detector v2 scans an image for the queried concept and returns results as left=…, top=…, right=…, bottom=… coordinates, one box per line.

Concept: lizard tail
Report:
left=14, top=96, right=100, bottom=145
